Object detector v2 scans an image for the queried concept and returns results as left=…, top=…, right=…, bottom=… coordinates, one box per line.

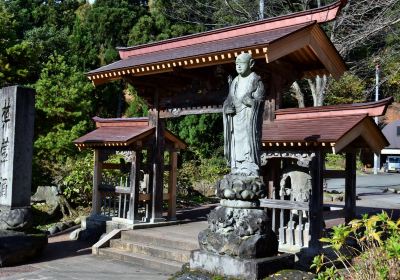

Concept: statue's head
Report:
left=235, top=53, right=254, bottom=76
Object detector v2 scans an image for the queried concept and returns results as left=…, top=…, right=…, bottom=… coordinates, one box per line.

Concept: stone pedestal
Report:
left=190, top=174, right=282, bottom=279
left=198, top=206, right=277, bottom=258
left=0, top=206, right=31, bottom=230
left=190, top=250, right=294, bottom=280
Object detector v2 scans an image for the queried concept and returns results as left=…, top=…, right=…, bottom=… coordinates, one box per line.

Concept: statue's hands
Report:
left=224, top=105, right=235, bottom=114
left=242, top=95, right=255, bottom=107
left=223, top=99, right=235, bottom=114
left=227, top=75, right=233, bottom=85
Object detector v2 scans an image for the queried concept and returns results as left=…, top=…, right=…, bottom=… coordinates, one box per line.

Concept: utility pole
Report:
left=373, top=64, right=380, bottom=174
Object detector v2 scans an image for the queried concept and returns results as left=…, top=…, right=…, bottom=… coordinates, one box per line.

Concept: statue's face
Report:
left=235, top=54, right=252, bottom=76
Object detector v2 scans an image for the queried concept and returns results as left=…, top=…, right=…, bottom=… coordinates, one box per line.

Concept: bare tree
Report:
left=161, top=0, right=400, bottom=106
left=332, top=0, right=400, bottom=59
left=292, top=0, right=400, bottom=107
left=290, top=81, right=305, bottom=108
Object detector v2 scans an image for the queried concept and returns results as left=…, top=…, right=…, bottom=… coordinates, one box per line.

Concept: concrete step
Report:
left=121, top=230, right=199, bottom=251
left=98, top=247, right=183, bottom=274
left=110, top=239, right=192, bottom=263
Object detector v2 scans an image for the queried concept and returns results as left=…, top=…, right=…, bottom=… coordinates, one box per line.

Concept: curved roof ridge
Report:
left=275, top=97, right=393, bottom=120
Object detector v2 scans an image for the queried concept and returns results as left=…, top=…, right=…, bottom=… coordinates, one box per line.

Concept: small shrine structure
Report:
left=74, top=117, right=186, bottom=227
left=260, top=97, right=392, bottom=253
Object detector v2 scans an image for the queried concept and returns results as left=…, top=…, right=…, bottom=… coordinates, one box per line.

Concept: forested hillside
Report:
left=0, top=0, right=399, bottom=205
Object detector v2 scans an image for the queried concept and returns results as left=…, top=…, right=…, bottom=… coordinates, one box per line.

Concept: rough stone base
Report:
left=199, top=205, right=278, bottom=258
left=0, top=230, right=47, bottom=267
left=0, top=206, right=32, bottom=230
left=199, top=228, right=278, bottom=258
left=190, top=250, right=294, bottom=280
left=216, top=174, right=266, bottom=200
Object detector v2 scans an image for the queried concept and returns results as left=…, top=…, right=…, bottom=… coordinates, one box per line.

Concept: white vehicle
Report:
left=384, top=156, right=400, bottom=172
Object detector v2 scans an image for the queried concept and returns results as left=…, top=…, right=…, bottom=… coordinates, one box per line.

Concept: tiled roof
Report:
left=262, top=114, right=388, bottom=153
left=86, top=1, right=347, bottom=85
left=88, top=22, right=311, bottom=75
left=73, top=126, right=154, bottom=147
left=275, top=97, right=394, bottom=120
left=73, top=117, right=186, bottom=149
left=263, top=114, right=367, bottom=143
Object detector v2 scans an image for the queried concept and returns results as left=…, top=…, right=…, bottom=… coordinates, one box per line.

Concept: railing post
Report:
left=128, top=150, right=141, bottom=222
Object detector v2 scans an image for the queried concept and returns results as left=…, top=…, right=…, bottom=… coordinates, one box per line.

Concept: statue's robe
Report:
left=223, top=72, right=265, bottom=176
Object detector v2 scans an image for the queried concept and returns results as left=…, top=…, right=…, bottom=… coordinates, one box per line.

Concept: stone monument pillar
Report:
left=190, top=54, right=280, bottom=279
left=0, top=86, right=35, bottom=230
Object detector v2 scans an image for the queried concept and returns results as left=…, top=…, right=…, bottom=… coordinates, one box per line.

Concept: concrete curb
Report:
left=92, top=228, right=127, bottom=255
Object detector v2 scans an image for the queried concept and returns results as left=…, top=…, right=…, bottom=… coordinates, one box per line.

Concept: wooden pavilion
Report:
left=74, top=117, right=186, bottom=226
left=260, top=97, right=392, bottom=253
left=80, top=0, right=380, bottom=253
left=85, top=1, right=348, bottom=225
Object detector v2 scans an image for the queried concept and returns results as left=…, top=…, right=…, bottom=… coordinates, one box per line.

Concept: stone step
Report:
left=110, top=239, right=192, bottom=263
left=98, top=247, right=184, bottom=274
left=121, top=230, right=199, bottom=251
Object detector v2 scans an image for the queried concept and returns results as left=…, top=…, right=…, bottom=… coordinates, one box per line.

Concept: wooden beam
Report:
left=309, top=151, right=324, bottom=253
left=128, top=151, right=141, bottom=222
left=91, top=150, right=102, bottom=215
left=102, top=163, right=123, bottom=170
left=139, top=193, right=170, bottom=201
left=345, top=152, right=356, bottom=223
left=260, top=199, right=309, bottom=211
left=159, top=106, right=223, bottom=118
left=150, top=89, right=165, bottom=223
left=168, top=151, right=178, bottom=220
left=323, top=169, right=346, bottom=179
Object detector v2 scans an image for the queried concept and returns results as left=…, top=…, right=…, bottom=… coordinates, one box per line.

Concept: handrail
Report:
left=260, top=198, right=309, bottom=211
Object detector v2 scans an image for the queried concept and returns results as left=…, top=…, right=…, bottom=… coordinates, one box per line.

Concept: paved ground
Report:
left=0, top=230, right=173, bottom=280
left=1, top=173, right=399, bottom=280
left=0, top=205, right=213, bottom=280
left=326, top=172, right=400, bottom=212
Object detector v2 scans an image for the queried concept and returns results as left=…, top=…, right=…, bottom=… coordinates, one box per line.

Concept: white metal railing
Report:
left=260, top=198, right=310, bottom=252
left=98, top=177, right=130, bottom=218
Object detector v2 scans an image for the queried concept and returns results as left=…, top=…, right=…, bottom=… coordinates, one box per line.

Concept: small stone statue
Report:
left=223, top=53, right=265, bottom=176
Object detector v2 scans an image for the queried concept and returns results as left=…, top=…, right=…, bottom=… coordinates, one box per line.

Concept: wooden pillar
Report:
left=150, top=89, right=165, bottom=223
left=91, top=149, right=102, bottom=215
left=128, top=150, right=141, bottom=222
left=309, top=150, right=324, bottom=253
left=168, top=150, right=178, bottom=220
left=345, top=151, right=357, bottom=223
